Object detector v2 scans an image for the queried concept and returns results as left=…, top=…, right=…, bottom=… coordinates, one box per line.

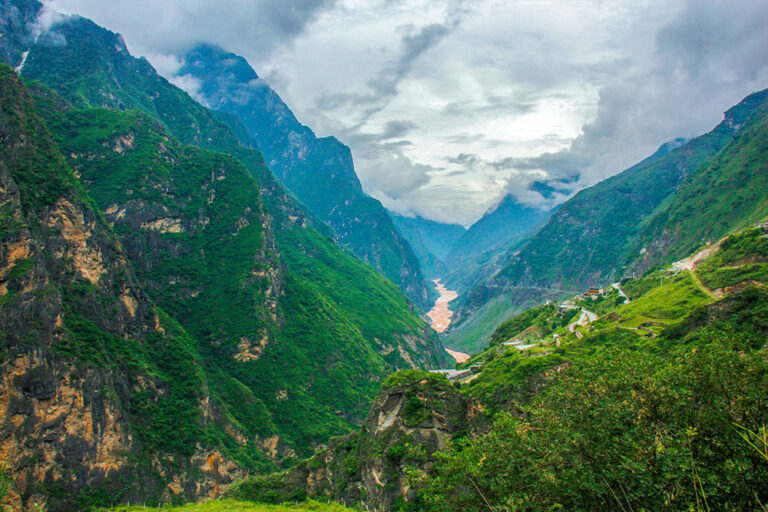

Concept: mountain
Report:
left=231, top=223, right=768, bottom=511
left=627, top=93, right=768, bottom=268
left=447, top=88, right=768, bottom=352
left=0, top=1, right=448, bottom=507
left=440, top=195, right=552, bottom=299
left=389, top=212, right=466, bottom=277
left=444, top=194, right=551, bottom=276
left=0, top=64, right=249, bottom=511
left=174, top=44, right=431, bottom=310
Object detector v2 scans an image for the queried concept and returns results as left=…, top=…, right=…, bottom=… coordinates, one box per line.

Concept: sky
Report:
left=46, top=0, right=768, bottom=226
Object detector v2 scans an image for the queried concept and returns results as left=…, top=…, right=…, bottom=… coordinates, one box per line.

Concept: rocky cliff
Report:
left=228, top=370, right=471, bottom=511
left=0, top=65, right=246, bottom=511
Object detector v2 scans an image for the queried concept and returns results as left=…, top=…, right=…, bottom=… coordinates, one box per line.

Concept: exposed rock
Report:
left=0, top=66, right=246, bottom=511
left=228, top=370, right=470, bottom=511
left=139, top=217, right=184, bottom=233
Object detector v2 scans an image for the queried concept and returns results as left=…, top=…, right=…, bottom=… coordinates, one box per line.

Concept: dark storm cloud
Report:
left=446, top=153, right=482, bottom=170
left=441, top=96, right=537, bottom=118
left=657, top=0, right=768, bottom=80
left=315, top=13, right=465, bottom=123
left=370, top=23, right=450, bottom=97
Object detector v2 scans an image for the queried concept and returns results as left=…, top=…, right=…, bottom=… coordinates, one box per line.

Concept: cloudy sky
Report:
left=47, top=0, right=768, bottom=225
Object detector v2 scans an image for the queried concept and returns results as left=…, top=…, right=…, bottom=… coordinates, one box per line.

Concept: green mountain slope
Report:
left=0, top=0, right=447, bottom=360
left=173, top=44, right=432, bottom=310
left=0, top=1, right=450, bottom=507
left=448, top=88, right=768, bottom=353
left=421, top=225, right=768, bottom=511
left=217, top=225, right=768, bottom=511
left=39, top=98, right=445, bottom=456
left=0, top=64, right=266, bottom=511
left=629, top=93, right=768, bottom=267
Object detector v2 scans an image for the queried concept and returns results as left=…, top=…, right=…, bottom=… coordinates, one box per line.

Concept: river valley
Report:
left=426, top=280, right=470, bottom=363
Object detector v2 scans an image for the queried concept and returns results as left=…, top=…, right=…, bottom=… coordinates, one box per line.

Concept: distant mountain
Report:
left=445, top=195, right=551, bottom=274
left=0, top=1, right=447, bottom=507
left=441, top=194, right=552, bottom=297
left=175, top=44, right=431, bottom=310
left=447, top=87, right=768, bottom=353
left=389, top=212, right=465, bottom=277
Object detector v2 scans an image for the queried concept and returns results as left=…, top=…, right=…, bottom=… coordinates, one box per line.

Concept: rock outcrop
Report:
left=228, top=370, right=470, bottom=511
left=0, top=65, right=243, bottom=511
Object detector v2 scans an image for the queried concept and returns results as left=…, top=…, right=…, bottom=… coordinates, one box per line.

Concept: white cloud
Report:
left=44, top=0, right=768, bottom=226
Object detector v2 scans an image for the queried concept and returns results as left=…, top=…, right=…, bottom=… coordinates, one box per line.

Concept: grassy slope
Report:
left=418, top=227, right=768, bottom=511
left=103, top=500, right=352, bottom=512
left=460, top=224, right=768, bottom=411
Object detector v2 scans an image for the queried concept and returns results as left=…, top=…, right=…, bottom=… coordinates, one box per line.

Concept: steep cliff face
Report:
left=176, top=44, right=432, bottom=310
left=0, top=0, right=445, bottom=364
left=42, top=102, right=445, bottom=444
left=229, top=371, right=470, bottom=511
left=0, top=66, right=245, bottom=511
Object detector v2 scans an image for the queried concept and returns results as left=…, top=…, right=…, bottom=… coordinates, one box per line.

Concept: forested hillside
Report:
left=0, top=1, right=447, bottom=508
left=234, top=224, right=768, bottom=511
left=447, top=88, right=768, bottom=352
left=176, top=44, right=432, bottom=310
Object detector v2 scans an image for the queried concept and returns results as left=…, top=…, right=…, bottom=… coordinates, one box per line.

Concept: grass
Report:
left=604, top=271, right=712, bottom=330
left=444, top=295, right=526, bottom=354
left=101, top=499, right=353, bottom=512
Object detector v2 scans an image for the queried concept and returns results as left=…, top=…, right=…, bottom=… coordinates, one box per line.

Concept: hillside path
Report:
left=568, top=308, right=597, bottom=333
left=612, top=282, right=630, bottom=303
left=688, top=270, right=718, bottom=299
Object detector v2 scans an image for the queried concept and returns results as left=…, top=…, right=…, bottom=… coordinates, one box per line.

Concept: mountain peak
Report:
left=183, top=42, right=259, bottom=83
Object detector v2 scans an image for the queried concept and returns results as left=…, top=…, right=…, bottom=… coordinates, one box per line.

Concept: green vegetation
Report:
left=633, top=97, right=768, bottom=265
left=444, top=295, right=527, bottom=354
left=0, top=64, right=239, bottom=509
left=453, top=89, right=768, bottom=350
left=2, top=35, right=444, bottom=509
left=490, top=302, right=578, bottom=345
left=413, top=229, right=768, bottom=511
left=36, top=81, right=441, bottom=461
left=179, top=44, right=431, bottom=309
left=697, top=226, right=768, bottom=290
left=425, top=328, right=768, bottom=511
left=102, top=500, right=353, bottom=512
left=383, top=369, right=447, bottom=389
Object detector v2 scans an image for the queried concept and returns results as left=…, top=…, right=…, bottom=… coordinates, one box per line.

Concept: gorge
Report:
left=1, top=1, right=768, bottom=511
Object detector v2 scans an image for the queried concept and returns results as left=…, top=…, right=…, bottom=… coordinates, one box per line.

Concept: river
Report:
left=426, top=280, right=470, bottom=363
left=426, top=279, right=458, bottom=333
